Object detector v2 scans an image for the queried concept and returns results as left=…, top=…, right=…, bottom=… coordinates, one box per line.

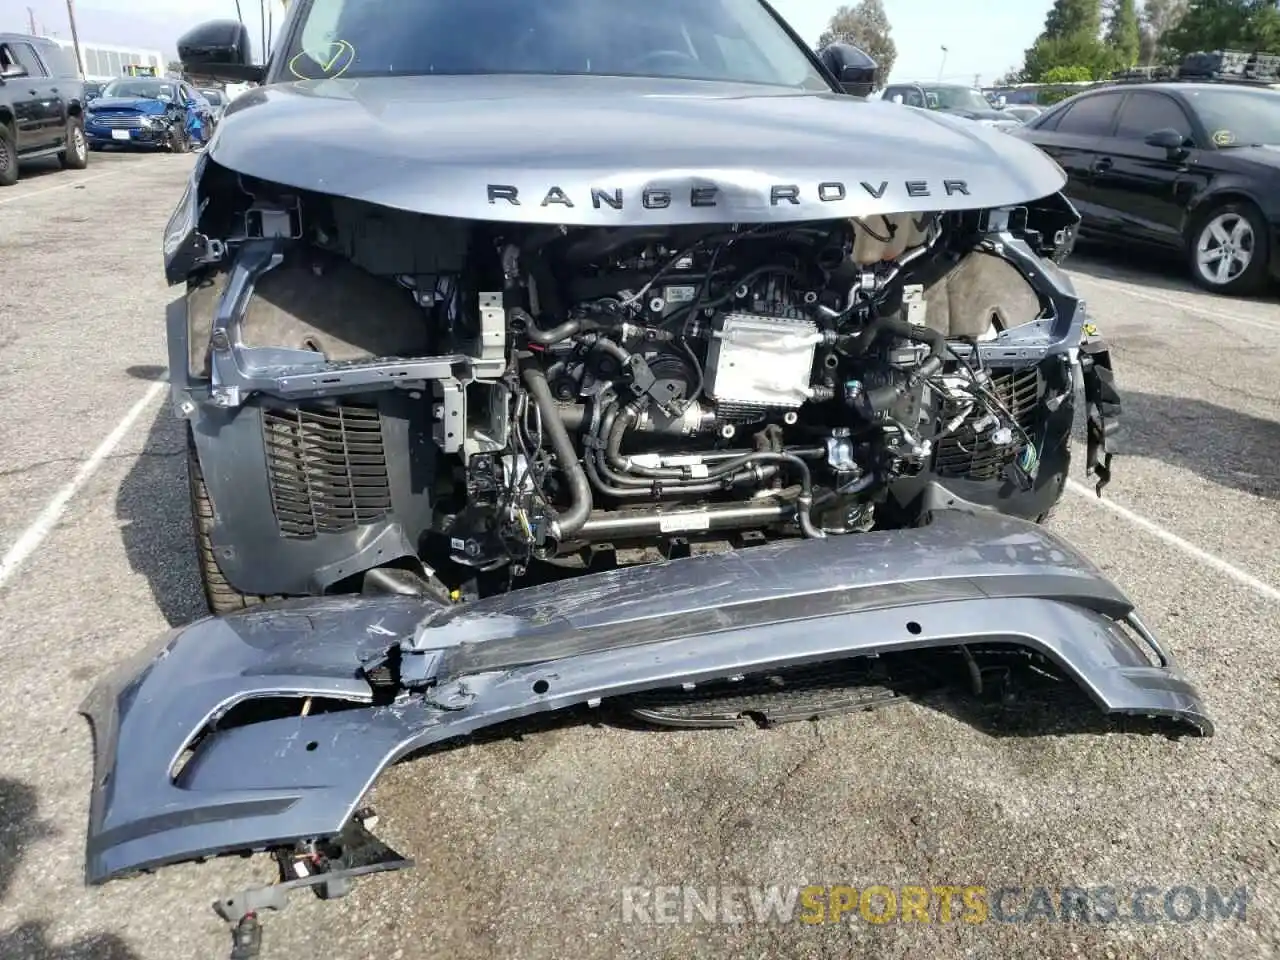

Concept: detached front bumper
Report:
left=82, top=508, right=1210, bottom=886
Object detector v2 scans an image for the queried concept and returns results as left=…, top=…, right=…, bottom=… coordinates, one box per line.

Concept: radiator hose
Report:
left=520, top=355, right=593, bottom=538
left=844, top=316, right=947, bottom=415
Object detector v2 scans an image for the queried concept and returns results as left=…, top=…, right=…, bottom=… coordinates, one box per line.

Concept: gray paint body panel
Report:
left=205, top=75, right=1066, bottom=225
left=82, top=510, right=1210, bottom=885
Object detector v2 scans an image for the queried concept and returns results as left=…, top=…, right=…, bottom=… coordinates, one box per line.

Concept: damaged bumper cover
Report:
left=82, top=509, right=1210, bottom=886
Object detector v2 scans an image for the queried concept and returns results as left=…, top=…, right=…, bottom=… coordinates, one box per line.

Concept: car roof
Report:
left=890, top=81, right=972, bottom=88
left=1061, top=80, right=1280, bottom=109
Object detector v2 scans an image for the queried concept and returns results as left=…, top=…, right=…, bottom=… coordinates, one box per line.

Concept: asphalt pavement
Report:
left=0, top=152, right=1277, bottom=960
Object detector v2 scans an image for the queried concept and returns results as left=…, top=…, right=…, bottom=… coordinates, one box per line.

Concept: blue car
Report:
left=85, top=77, right=211, bottom=153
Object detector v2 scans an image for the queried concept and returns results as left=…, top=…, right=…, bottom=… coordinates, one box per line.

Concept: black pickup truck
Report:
left=0, top=32, right=89, bottom=185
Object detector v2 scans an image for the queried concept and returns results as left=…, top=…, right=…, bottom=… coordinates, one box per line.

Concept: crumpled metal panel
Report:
left=81, top=510, right=1210, bottom=885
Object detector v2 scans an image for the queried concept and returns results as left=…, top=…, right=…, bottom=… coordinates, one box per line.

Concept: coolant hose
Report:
left=520, top=357, right=593, bottom=537
left=512, top=307, right=590, bottom=346
left=846, top=316, right=947, bottom=415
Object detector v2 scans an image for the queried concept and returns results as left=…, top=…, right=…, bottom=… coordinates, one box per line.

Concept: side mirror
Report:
left=818, top=43, right=879, bottom=97
left=1144, top=127, right=1189, bottom=157
left=178, top=20, right=265, bottom=84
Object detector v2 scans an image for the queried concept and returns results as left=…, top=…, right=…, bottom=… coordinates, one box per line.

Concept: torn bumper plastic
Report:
left=82, top=509, right=1210, bottom=886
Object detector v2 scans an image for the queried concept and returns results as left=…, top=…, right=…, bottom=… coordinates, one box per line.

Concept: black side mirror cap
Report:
left=818, top=42, right=879, bottom=97
left=1144, top=127, right=1189, bottom=156
left=178, top=20, right=265, bottom=84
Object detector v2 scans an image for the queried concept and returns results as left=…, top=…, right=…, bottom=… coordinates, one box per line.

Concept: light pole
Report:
left=65, top=0, right=85, bottom=78
left=937, top=45, right=949, bottom=80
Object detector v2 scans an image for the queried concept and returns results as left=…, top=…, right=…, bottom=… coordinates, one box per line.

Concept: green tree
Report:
left=1039, top=65, right=1099, bottom=103
left=1021, top=0, right=1111, bottom=80
left=1043, top=0, right=1105, bottom=39
left=1163, top=0, right=1280, bottom=55
left=1023, top=32, right=1112, bottom=79
left=1042, top=65, right=1096, bottom=81
left=817, top=0, right=898, bottom=79
left=1104, top=0, right=1142, bottom=67
left=1140, top=0, right=1190, bottom=63
left=1242, top=3, right=1280, bottom=48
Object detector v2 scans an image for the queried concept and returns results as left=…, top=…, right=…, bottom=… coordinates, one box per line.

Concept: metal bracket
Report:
left=245, top=202, right=301, bottom=241
left=203, top=242, right=474, bottom=409
left=433, top=379, right=466, bottom=455
left=213, top=812, right=413, bottom=959
left=476, top=291, right=507, bottom=364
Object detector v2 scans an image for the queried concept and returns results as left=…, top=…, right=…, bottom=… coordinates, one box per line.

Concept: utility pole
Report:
left=27, top=6, right=37, bottom=34
left=65, top=0, right=85, bottom=77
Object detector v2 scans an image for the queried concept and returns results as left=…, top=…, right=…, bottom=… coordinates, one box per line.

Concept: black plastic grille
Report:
left=262, top=404, right=391, bottom=539
left=934, top=367, right=1041, bottom=482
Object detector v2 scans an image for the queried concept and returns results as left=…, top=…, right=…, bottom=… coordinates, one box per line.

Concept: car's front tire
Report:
left=187, top=429, right=284, bottom=616
left=58, top=116, right=88, bottom=170
left=1187, top=200, right=1270, bottom=295
left=0, top=125, right=18, bottom=186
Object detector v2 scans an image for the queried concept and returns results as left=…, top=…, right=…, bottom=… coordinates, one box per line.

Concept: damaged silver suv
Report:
left=81, top=1, right=1208, bottom=954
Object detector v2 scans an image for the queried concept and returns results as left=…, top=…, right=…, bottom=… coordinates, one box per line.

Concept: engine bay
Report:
left=177, top=161, right=1085, bottom=590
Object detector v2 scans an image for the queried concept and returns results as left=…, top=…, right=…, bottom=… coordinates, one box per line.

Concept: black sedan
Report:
left=1011, top=81, right=1280, bottom=294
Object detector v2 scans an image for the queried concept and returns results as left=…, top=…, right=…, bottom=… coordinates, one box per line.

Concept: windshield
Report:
left=1182, top=87, right=1280, bottom=147
left=285, top=0, right=829, bottom=89
left=102, top=79, right=177, bottom=101
left=922, top=86, right=994, bottom=112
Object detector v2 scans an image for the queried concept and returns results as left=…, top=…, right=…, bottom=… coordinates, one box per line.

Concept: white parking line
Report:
left=1070, top=274, right=1280, bottom=333
left=0, top=171, right=121, bottom=206
left=1066, top=479, right=1280, bottom=603
left=0, top=381, right=166, bottom=591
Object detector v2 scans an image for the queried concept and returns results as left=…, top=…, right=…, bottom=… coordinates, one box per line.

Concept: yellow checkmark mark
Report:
left=289, top=40, right=355, bottom=80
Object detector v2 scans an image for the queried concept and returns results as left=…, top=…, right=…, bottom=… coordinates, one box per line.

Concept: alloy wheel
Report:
left=1195, top=212, right=1255, bottom=286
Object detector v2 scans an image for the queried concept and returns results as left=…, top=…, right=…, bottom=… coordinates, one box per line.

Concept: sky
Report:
left=16, top=0, right=1053, bottom=87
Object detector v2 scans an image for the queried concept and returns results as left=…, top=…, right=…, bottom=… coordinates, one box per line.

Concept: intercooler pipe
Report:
left=584, top=452, right=777, bottom=500
left=555, top=403, right=586, bottom=431
left=599, top=400, right=825, bottom=538
left=577, top=501, right=796, bottom=539
left=587, top=403, right=738, bottom=494
left=519, top=355, right=593, bottom=538
left=605, top=403, right=810, bottom=487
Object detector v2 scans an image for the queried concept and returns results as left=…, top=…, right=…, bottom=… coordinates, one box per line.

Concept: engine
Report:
left=184, top=158, right=1073, bottom=585
left=428, top=213, right=1048, bottom=570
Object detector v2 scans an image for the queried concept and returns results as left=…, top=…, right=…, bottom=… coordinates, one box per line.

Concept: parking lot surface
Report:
left=0, top=155, right=1277, bottom=960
